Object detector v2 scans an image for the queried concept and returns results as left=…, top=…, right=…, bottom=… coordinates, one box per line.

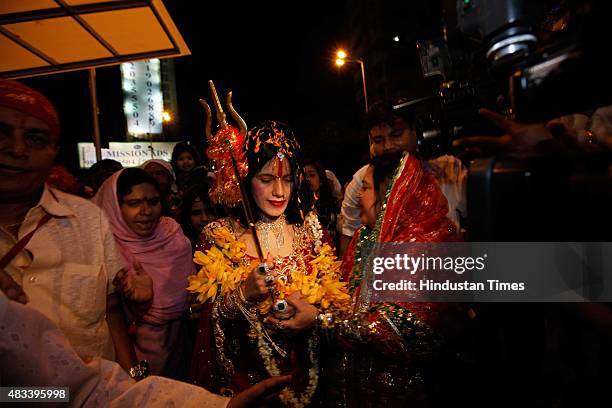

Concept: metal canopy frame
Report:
left=0, top=0, right=190, bottom=79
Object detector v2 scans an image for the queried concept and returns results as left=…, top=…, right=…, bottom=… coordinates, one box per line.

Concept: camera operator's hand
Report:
left=453, top=108, right=553, bottom=154
left=546, top=113, right=603, bottom=153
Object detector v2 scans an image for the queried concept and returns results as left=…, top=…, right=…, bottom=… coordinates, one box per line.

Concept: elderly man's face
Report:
left=0, top=106, right=58, bottom=200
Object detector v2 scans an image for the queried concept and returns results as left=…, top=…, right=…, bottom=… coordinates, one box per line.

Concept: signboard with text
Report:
left=77, top=142, right=177, bottom=168
left=120, top=59, right=164, bottom=136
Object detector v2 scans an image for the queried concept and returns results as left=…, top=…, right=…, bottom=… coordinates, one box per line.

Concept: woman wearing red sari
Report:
left=328, top=152, right=467, bottom=403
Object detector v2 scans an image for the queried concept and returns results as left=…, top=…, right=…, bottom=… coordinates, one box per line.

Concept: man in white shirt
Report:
left=338, top=102, right=466, bottom=255
left=0, top=80, right=149, bottom=375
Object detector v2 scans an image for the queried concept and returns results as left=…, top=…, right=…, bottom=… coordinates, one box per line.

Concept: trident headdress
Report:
left=201, top=80, right=265, bottom=260
left=201, top=80, right=248, bottom=208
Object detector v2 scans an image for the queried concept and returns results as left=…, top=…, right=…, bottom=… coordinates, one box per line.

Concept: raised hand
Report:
left=547, top=114, right=604, bottom=153
left=114, top=262, right=153, bottom=304
left=453, top=108, right=553, bottom=154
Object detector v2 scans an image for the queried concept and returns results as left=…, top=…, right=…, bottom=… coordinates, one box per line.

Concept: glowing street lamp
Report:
left=335, top=49, right=368, bottom=112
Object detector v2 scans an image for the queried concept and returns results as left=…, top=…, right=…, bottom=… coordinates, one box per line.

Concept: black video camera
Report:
left=410, top=0, right=612, bottom=158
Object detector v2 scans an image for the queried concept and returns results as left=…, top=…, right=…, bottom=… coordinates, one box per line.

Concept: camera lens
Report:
left=486, top=29, right=537, bottom=64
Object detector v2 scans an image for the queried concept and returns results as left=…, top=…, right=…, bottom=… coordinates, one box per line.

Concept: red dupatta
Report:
left=379, top=153, right=459, bottom=244
left=342, top=153, right=460, bottom=284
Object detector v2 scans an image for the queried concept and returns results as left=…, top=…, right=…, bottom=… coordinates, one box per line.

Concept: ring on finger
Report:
left=257, top=263, right=269, bottom=275
left=273, top=299, right=288, bottom=312
left=264, top=274, right=275, bottom=285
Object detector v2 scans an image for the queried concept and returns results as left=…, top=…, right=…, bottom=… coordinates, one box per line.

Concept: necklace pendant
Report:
left=256, top=214, right=286, bottom=254
left=247, top=327, right=259, bottom=340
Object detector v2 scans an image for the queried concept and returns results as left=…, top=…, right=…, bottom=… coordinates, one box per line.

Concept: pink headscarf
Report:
left=92, top=169, right=193, bottom=324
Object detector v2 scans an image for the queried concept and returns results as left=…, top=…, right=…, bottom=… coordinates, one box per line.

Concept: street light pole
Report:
left=336, top=50, right=369, bottom=113
left=356, top=59, right=368, bottom=112
left=344, top=58, right=368, bottom=112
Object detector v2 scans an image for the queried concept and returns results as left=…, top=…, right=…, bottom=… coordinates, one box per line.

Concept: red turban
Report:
left=0, top=80, right=60, bottom=138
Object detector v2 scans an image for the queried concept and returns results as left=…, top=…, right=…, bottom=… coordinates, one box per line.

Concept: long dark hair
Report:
left=303, top=159, right=339, bottom=219
left=237, top=120, right=311, bottom=226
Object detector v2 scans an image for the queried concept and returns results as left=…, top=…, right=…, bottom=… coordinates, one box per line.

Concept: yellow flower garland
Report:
left=187, top=226, right=350, bottom=313
left=186, top=220, right=349, bottom=408
left=276, top=244, right=350, bottom=309
left=186, top=227, right=251, bottom=304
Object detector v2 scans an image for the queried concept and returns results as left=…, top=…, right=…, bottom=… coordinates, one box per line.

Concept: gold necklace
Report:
left=255, top=214, right=286, bottom=255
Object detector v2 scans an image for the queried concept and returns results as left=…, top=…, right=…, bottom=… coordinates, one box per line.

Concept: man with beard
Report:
left=338, top=102, right=466, bottom=256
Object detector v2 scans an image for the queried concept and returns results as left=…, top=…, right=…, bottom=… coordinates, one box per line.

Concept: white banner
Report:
left=77, top=142, right=178, bottom=168
left=121, top=59, right=163, bottom=136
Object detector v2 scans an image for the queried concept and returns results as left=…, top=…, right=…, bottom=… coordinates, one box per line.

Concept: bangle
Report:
left=129, top=360, right=150, bottom=380
left=315, top=312, right=337, bottom=343
left=219, top=292, right=240, bottom=319
left=316, top=312, right=334, bottom=330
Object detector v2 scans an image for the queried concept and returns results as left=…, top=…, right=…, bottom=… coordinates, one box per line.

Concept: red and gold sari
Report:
left=321, top=153, right=468, bottom=407
left=190, top=215, right=336, bottom=407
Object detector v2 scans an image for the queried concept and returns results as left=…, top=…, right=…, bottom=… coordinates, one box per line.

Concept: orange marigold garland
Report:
left=187, top=222, right=349, bottom=314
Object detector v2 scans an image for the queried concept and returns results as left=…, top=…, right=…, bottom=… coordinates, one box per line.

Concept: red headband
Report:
left=0, top=80, right=60, bottom=138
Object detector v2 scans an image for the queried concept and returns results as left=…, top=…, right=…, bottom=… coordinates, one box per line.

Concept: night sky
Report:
left=20, top=0, right=368, bottom=182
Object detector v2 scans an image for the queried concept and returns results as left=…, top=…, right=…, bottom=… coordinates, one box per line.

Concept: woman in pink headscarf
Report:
left=93, top=167, right=194, bottom=378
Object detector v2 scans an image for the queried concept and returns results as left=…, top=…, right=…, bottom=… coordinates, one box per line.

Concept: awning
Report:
left=0, top=0, right=190, bottom=79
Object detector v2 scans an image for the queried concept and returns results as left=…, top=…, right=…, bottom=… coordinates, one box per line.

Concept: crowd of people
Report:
left=1, top=73, right=612, bottom=408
